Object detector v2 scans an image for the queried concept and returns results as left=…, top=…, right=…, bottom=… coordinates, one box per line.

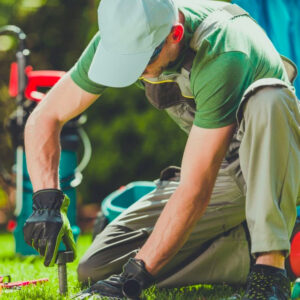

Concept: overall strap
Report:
left=223, top=4, right=249, bottom=17
left=190, top=4, right=249, bottom=51
left=182, top=4, right=249, bottom=74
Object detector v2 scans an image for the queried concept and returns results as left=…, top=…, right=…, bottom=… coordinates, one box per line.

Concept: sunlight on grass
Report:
left=0, top=233, right=242, bottom=299
left=0, top=233, right=90, bottom=299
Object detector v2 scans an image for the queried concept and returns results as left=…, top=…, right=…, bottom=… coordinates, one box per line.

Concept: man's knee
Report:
left=77, top=251, right=118, bottom=284
left=77, top=256, right=104, bottom=284
left=77, top=259, right=93, bottom=284
left=76, top=224, right=147, bottom=283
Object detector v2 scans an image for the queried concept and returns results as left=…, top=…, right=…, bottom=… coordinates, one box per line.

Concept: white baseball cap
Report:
left=88, top=0, right=178, bottom=88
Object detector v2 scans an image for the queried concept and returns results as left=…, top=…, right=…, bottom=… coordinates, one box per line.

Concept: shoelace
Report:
left=244, top=270, right=290, bottom=300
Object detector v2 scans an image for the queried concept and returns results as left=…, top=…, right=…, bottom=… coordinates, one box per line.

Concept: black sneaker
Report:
left=242, top=264, right=291, bottom=300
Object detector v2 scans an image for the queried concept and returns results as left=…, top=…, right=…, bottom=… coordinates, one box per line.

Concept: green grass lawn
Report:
left=0, top=233, right=243, bottom=299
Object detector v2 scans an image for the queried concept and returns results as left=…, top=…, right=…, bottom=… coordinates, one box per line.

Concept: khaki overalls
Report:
left=78, top=4, right=300, bottom=287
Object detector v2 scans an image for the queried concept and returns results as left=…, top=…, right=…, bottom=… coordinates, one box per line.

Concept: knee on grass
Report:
left=77, top=254, right=121, bottom=284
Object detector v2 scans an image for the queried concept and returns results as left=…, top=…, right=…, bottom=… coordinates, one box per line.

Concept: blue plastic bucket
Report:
left=101, top=181, right=156, bottom=223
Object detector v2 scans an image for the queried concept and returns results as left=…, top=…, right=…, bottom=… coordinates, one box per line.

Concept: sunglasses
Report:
left=148, top=39, right=165, bottom=65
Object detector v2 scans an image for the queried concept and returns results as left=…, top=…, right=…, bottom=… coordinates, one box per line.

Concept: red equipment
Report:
left=9, top=62, right=65, bottom=102
left=290, top=232, right=300, bottom=277
left=0, top=275, right=48, bottom=289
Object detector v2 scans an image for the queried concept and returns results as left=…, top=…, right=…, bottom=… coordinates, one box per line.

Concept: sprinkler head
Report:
left=56, top=251, right=74, bottom=295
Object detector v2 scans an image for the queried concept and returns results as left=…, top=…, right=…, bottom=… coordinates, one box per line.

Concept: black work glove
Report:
left=23, top=189, right=76, bottom=267
left=74, top=258, right=154, bottom=299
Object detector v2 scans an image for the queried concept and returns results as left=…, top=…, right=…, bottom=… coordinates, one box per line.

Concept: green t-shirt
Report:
left=70, top=0, right=290, bottom=129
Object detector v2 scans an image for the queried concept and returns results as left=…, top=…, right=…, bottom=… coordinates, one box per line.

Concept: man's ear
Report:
left=171, top=24, right=184, bottom=44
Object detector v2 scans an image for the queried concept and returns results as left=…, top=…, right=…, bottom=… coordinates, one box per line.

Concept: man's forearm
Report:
left=135, top=124, right=235, bottom=276
left=25, top=113, right=62, bottom=192
left=135, top=181, right=211, bottom=275
left=24, top=74, right=100, bottom=192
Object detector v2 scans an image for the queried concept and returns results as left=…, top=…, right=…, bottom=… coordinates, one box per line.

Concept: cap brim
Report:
left=88, top=42, right=153, bottom=88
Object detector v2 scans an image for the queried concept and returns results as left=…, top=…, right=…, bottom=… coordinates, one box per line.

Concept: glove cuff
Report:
left=123, top=258, right=154, bottom=288
left=33, top=189, right=64, bottom=210
left=122, top=258, right=154, bottom=299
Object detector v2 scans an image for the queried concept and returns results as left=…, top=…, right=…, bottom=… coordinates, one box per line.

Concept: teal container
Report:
left=14, top=148, right=81, bottom=255
left=292, top=278, right=300, bottom=299
left=101, top=181, right=156, bottom=223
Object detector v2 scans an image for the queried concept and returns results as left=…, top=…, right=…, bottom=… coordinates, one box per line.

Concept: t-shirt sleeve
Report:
left=70, top=32, right=107, bottom=95
left=191, top=51, right=254, bottom=128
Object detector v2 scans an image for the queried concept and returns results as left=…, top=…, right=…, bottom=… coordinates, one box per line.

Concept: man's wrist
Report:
left=33, top=188, right=62, bottom=195
left=32, top=189, right=64, bottom=209
left=122, top=258, right=155, bottom=295
left=135, top=253, right=157, bottom=275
